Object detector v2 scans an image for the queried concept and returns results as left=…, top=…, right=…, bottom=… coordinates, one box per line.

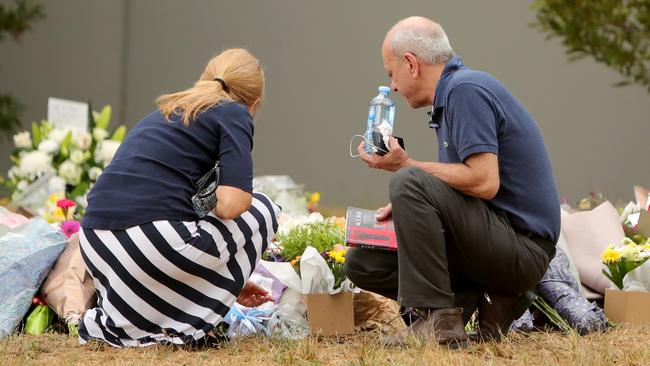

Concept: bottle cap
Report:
left=378, top=86, right=390, bottom=95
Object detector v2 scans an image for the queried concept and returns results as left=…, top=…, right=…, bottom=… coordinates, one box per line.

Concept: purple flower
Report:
left=60, top=221, right=80, bottom=238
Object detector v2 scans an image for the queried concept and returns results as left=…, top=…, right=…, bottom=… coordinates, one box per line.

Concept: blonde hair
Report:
left=156, top=48, right=264, bottom=126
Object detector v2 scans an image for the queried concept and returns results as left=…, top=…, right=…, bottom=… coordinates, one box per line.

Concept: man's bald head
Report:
left=383, top=16, right=454, bottom=65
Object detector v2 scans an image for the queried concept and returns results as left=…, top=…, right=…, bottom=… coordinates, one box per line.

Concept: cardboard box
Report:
left=604, top=288, right=650, bottom=325
left=306, top=292, right=354, bottom=336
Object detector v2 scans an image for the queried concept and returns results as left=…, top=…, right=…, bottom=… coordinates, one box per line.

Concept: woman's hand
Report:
left=236, top=281, right=272, bottom=307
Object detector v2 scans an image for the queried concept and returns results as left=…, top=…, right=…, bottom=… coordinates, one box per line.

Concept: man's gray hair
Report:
left=390, top=25, right=454, bottom=65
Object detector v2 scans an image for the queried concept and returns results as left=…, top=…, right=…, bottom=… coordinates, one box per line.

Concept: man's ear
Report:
left=404, top=52, right=419, bottom=78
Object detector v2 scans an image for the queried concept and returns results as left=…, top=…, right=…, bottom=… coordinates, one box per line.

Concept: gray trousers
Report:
left=345, top=167, right=553, bottom=323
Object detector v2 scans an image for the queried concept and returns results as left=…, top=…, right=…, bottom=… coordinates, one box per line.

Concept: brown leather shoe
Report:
left=383, top=307, right=469, bottom=349
left=475, top=290, right=536, bottom=342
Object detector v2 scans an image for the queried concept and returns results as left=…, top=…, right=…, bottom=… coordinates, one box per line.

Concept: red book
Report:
left=345, top=207, right=397, bottom=251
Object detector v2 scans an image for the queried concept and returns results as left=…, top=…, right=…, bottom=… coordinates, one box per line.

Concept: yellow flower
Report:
left=601, top=246, right=621, bottom=264
left=328, top=249, right=346, bottom=264
left=310, top=192, right=321, bottom=204
left=643, top=244, right=650, bottom=251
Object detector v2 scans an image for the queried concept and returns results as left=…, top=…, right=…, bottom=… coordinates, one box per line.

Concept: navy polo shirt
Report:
left=82, top=101, right=254, bottom=230
left=430, top=56, right=560, bottom=243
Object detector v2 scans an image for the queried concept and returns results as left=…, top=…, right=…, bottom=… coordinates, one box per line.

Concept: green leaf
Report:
left=61, top=130, right=73, bottom=149
left=110, top=125, right=127, bottom=142
left=95, top=105, right=111, bottom=130
left=602, top=268, right=622, bottom=290
left=68, top=181, right=89, bottom=199
left=87, top=101, right=95, bottom=131
left=31, top=121, right=41, bottom=147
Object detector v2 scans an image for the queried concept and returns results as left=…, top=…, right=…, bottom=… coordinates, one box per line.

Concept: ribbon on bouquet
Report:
left=223, top=305, right=275, bottom=337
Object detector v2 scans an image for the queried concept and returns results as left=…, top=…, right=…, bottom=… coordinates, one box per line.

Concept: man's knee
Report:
left=343, top=248, right=367, bottom=285
left=389, top=167, right=447, bottom=203
left=344, top=248, right=394, bottom=288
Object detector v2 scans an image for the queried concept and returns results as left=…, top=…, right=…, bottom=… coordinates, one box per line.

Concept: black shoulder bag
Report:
left=191, top=161, right=220, bottom=218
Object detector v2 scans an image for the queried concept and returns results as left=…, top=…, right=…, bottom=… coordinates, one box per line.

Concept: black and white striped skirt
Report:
left=78, top=192, right=280, bottom=347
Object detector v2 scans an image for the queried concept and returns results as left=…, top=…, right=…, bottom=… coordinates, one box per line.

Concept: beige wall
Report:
left=2, top=0, right=649, bottom=210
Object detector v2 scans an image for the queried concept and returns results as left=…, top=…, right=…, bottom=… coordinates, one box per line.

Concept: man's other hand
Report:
left=376, top=203, right=392, bottom=221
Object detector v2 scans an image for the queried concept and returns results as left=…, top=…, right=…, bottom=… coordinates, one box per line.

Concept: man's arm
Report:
left=358, top=137, right=500, bottom=200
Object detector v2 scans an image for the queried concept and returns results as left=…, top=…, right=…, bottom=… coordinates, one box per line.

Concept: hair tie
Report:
left=213, top=77, right=229, bottom=92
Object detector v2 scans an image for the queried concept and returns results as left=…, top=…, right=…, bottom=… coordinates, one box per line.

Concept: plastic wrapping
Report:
left=0, top=218, right=67, bottom=339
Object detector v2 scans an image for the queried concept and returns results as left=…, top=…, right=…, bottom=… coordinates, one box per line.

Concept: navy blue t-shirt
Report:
left=430, top=56, right=560, bottom=243
left=82, top=101, right=254, bottom=230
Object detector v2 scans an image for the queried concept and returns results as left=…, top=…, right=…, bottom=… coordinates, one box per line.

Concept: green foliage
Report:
left=0, top=0, right=45, bottom=42
left=277, top=220, right=345, bottom=261
left=532, top=0, right=650, bottom=92
left=0, top=0, right=44, bottom=137
left=0, top=94, right=22, bottom=138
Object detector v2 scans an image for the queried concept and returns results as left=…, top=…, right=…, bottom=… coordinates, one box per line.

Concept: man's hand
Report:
left=375, top=203, right=392, bottom=221
left=236, top=281, right=272, bottom=307
left=358, top=136, right=410, bottom=172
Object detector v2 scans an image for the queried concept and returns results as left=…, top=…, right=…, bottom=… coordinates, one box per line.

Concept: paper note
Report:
left=47, top=97, right=89, bottom=132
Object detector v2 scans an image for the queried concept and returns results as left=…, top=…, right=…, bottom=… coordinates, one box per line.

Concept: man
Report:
left=345, top=16, right=560, bottom=348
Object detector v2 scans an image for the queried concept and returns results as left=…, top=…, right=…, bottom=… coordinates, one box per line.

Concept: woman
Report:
left=79, top=48, right=280, bottom=347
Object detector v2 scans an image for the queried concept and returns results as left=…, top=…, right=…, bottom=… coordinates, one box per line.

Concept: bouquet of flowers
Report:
left=276, top=213, right=345, bottom=262
left=3, top=105, right=126, bottom=218
left=601, top=237, right=650, bottom=289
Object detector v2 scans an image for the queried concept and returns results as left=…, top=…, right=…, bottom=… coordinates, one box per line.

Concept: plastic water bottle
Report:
left=365, top=86, right=396, bottom=155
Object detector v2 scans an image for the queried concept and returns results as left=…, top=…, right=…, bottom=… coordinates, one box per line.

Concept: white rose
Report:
left=16, top=180, right=29, bottom=191
left=74, top=131, right=93, bottom=150
left=95, top=140, right=120, bottom=167
left=88, top=166, right=103, bottom=181
left=58, top=160, right=82, bottom=185
left=13, top=131, right=32, bottom=149
left=93, top=127, right=109, bottom=141
left=37, top=139, right=59, bottom=155
left=70, top=149, right=85, bottom=164
left=49, top=175, right=67, bottom=193
left=17, top=151, right=53, bottom=179
left=47, top=128, right=71, bottom=144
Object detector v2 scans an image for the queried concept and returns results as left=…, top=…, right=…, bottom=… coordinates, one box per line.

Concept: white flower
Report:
left=13, top=131, right=32, bottom=149
left=49, top=175, right=67, bottom=193
left=76, top=192, right=88, bottom=209
left=619, top=243, right=642, bottom=261
left=47, top=128, right=71, bottom=144
left=70, top=149, right=85, bottom=164
left=58, top=160, right=82, bottom=185
left=17, top=151, right=53, bottom=179
left=74, top=131, right=93, bottom=150
left=88, top=167, right=103, bottom=181
left=307, top=212, right=324, bottom=223
left=16, top=180, right=29, bottom=191
left=93, top=127, right=109, bottom=141
left=37, top=139, right=59, bottom=155
left=7, top=166, right=18, bottom=180
left=95, top=140, right=120, bottom=167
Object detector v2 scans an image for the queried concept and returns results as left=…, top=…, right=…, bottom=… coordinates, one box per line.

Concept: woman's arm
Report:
left=213, top=185, right=252, bottom=219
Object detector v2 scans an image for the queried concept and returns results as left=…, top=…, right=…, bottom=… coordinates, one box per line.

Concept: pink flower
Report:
left=56, top=199, right=76, bottom=210
left=60, top=221, right=80, bottom=238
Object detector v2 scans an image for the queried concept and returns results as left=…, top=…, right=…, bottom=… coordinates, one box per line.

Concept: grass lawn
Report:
left=1, top=324, right=648, bottom=365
